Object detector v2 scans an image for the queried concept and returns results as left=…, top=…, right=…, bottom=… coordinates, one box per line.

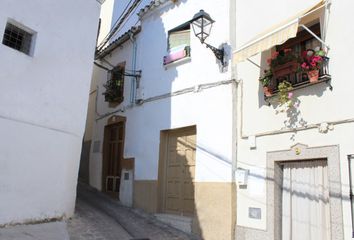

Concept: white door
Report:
left=282, top=160, right=331, bottom=240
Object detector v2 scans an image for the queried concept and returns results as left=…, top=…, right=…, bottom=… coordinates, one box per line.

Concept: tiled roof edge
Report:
left=137, top=0, right=177, bottom=18
left=95, top=26, right=141, bottom=60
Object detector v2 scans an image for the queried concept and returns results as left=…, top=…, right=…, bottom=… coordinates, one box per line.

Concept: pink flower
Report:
left=301, top=62, right=309, bottom=69
left=288, top=92, right=293, bottom=99
left=313, top=56, right=322, bottom=62
left=271, top=51, right=279, bottom=59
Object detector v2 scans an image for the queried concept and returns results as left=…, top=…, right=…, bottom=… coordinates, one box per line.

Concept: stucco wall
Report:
left=89, top=1, right=235, bottom=239
left=235, top=0, right=354, bottom=239
left=90, top=0, right=234, bottom=187
left=0, top=0, right=100, bottom=225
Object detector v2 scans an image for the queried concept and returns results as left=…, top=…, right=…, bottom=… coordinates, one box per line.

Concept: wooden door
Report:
left=164, top=127, right=196, bottom=216
left=102, top=122, right=124, bottom=198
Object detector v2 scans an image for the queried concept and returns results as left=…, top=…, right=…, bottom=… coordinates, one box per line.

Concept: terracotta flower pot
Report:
left=308, top=69, right=319, bottom=83
left=263, top=86, right=272, bottom=97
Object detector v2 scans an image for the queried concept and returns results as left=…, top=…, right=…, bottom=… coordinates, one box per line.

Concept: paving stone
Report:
left=70, top=183, right=199, bottom=240
left=0, top=222, right=69, bottom=240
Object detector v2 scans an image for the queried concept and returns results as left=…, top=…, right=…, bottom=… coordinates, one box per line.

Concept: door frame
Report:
left=157, top=125, right=196, bottom=214
left=101, top=115, right=126, bottom=196
left=266, top=144, right=343, bottom=240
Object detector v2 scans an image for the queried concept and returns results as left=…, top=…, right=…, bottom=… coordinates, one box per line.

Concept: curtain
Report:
left=168, top=30, right=190, bottom=50
left=282, top=160, right=330, bottom=240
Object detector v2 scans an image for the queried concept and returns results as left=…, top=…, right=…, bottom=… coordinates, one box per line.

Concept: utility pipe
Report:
left=348, top=155, right=354, bottom=238
left=129, top=32, right=138, bottom=104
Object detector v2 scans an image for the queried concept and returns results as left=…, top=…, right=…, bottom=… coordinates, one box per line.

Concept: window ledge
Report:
left=164, top=56, right=191, bottom=69
left=265, top=74, right=332, bottom=100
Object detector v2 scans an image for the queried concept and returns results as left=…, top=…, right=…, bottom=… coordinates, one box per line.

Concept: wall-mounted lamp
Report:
left=190, top=10, right=225, bottom=66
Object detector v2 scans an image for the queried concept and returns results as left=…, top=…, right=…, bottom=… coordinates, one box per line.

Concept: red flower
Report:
left=271, top=51, right=279, bottom=59
left=301, top=62, right=309, bottom=70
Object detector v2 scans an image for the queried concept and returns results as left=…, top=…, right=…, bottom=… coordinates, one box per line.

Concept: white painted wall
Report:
left=97, top=0, right=115, bottom=44
left=89, top=0, right=235, bottom=197
left=235, top=0, right=354, bottom=238
left=0, top=0, right=100, bottom=225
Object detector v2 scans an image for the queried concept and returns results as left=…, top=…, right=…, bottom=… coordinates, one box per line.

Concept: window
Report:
left=103, top=65, right=125, bottom=104
left=168, top=26, right=190, bottom=50
left=265, top=22, right=330, bottom=93
left=163, top=23, right=191, bottom=65
left=2, top=22, right=34, bottom=55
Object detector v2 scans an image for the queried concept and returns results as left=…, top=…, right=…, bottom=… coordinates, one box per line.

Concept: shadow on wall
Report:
left=133, top=1, right=232, bottom=239
left=254, top=50, right=331, bottom=141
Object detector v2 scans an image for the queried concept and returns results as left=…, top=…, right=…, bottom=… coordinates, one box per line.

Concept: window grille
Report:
left=2, top=22, right=33, bottom=55
left=103, top=66, right=125, bottom=103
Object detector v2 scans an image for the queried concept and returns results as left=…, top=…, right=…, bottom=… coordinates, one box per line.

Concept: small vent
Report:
left=124, top=172, right=130, bottom=180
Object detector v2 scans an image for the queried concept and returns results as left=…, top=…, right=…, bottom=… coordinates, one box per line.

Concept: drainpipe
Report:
left=230, top=0, right=238, bottom=238
left=348, top=155, right=354, bottom=238
left=129, top=32, right=138, bottom=104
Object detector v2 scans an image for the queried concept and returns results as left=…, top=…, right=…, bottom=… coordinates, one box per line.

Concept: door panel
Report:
left=164, top=127, right=196, bottom=216
left=102, top=122, right=125, bottom=198
left=282, top=160, right=330, bottom=240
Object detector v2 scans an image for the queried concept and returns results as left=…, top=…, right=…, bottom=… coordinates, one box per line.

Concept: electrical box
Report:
left=236, top=168, right=249, bottom=186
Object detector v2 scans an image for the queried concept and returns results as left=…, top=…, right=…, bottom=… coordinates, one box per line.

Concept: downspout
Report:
left=348, top=155, right=354, bottom=238
left=129, top=32, right=138, bottom=104
left=230, top=0, right=238, bottom=238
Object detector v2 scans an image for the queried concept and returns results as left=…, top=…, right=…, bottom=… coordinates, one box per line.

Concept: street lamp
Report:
left=190, top=10, right=225, bottom=66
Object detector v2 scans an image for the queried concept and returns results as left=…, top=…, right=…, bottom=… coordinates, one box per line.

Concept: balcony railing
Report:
left=266, top=57, right=331, bottom=97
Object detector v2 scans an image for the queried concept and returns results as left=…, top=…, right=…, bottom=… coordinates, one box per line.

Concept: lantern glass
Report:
left=190, top=10, right=214, bottom=43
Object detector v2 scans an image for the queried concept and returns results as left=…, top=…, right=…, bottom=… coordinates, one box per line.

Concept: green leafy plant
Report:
left=259, top=69, right=273, bottom=87
left=278, top=81, right=293, bottom=107
left=300, top=48, right=326, bottom=71
left=103, top=67, right=124, bottom=103
left=268, top=49, right=298, bottom=68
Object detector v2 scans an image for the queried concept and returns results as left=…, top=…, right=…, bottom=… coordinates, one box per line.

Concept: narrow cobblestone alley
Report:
left=67, top=183, right=197, bottom=240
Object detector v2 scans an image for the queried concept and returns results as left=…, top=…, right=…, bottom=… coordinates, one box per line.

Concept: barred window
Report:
left=103, top=66, right=125, bottom=104
left=2, top=22, right=33, bottom=55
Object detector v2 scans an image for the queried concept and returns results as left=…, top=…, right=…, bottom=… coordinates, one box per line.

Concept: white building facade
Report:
left=0, top=0, right=100, bottom=225
left=233, top=0, right=354, bottom=239
left=88, top=0, right=237, bottom=239
left=86, top=0, right=354, bottom=239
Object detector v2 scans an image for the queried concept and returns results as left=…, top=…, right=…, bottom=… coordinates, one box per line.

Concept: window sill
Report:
left=265, top=74, right=332, bottom=100
left=164, top=56, right=191, bottom=69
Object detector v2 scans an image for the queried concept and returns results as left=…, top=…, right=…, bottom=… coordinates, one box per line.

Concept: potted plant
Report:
left=259, top=69, right=273, bottom=97
left=103, top=77, right=124, bottom=103
left=278, top=80, right=293, bottom=108
left=300, top=48, right=326, bottom=83
left=268, top=49, right=299, bottom=79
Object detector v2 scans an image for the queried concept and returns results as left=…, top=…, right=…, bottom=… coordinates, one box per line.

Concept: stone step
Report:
left=154, top=214, right=192, bottom=234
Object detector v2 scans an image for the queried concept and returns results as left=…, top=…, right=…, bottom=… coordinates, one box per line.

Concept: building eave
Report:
left=137, top=0, right=178, bottom=19
left=95, top=26, right=141, bottom=60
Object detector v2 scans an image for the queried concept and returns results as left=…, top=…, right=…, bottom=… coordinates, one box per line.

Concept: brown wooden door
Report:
left=102, top=122, right=124, bottom=198
left=164, top=127, right=196, bottom=216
